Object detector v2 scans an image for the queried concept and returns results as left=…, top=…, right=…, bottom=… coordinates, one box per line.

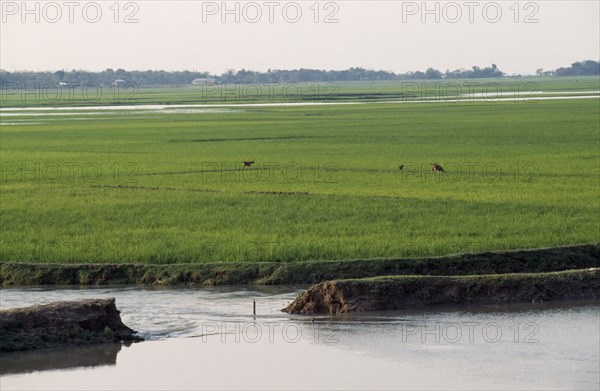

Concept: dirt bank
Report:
left=1, top=243, right=598, bottom=286
left=284, top=268, right=600, bottom=315
left=0, top=298, right=143, bottom=352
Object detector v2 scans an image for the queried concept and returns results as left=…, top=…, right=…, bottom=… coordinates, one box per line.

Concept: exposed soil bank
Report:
left=0, top=298, right=143, bottom=352
left=0, top=243, right=598, bottom=286
left=284, top=268, right=600, bottom=315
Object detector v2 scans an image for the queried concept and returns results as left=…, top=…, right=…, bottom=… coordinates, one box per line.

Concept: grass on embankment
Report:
left=1, top=243, right=598, bottom=286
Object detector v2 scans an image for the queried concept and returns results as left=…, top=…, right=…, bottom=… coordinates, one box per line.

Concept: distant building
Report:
left=58, top=82, right=69, bottom=86
left=191, top=78, right=218, bottom=85
left=112, top=79, right=127, bottom=86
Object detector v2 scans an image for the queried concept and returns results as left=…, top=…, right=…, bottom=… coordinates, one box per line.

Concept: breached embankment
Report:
left=1, top=243, right=598, bottom=286
left=0, top=298, right=143, bottom=352
left=284, top=268, right=600, bottom=315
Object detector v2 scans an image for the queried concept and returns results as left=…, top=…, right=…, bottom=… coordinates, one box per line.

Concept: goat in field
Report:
left=431, top=163, right=445, bottom=173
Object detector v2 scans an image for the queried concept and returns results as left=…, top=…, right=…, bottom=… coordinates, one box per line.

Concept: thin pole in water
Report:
left=253, top=299, right=256, bottom=316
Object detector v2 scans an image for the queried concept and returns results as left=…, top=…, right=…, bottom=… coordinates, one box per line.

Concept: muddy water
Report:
left=0, top=286, right=598, bottom=390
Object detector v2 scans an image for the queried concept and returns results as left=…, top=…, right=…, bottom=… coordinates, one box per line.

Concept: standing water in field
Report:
left=0, top=286, right=598, bottom=390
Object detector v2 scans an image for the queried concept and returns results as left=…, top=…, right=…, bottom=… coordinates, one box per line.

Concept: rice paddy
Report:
left=1, top=78, right=598, bottom=264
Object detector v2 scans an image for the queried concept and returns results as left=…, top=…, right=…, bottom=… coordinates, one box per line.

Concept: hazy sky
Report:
left=1, top=1, right=598, bottom=74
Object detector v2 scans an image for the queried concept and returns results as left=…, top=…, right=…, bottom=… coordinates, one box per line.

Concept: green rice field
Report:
left=1, top=78, right=599, bottom=264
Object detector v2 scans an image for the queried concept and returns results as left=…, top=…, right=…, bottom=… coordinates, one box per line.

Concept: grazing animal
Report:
left=431, top=163, right=445, bottom=173
left=398, top=164, right=404, bottom=171
left=242, top=161, right=255, bottom=168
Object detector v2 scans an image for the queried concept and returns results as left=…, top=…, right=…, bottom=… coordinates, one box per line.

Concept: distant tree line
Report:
left=0, top=68, right=213, bottom=87
left=536, top=60, right=600, bottom=77
left=1, top=61, right=598, bottom=87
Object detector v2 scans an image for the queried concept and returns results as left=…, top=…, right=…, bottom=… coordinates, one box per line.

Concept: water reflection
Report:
left=0, top=287, right=598, bottom=390
left=0, top=343, right=126, bottom=375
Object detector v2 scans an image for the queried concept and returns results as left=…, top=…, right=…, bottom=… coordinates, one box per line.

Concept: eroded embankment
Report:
left=0, top=243, right=598, bottom=286
left=0, top=298, right=143, bottom=352
left=284, top=268, right=600, bottom=315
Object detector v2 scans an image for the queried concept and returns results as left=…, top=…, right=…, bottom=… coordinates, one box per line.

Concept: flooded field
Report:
left=1, top=89, right=599, bottom=117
